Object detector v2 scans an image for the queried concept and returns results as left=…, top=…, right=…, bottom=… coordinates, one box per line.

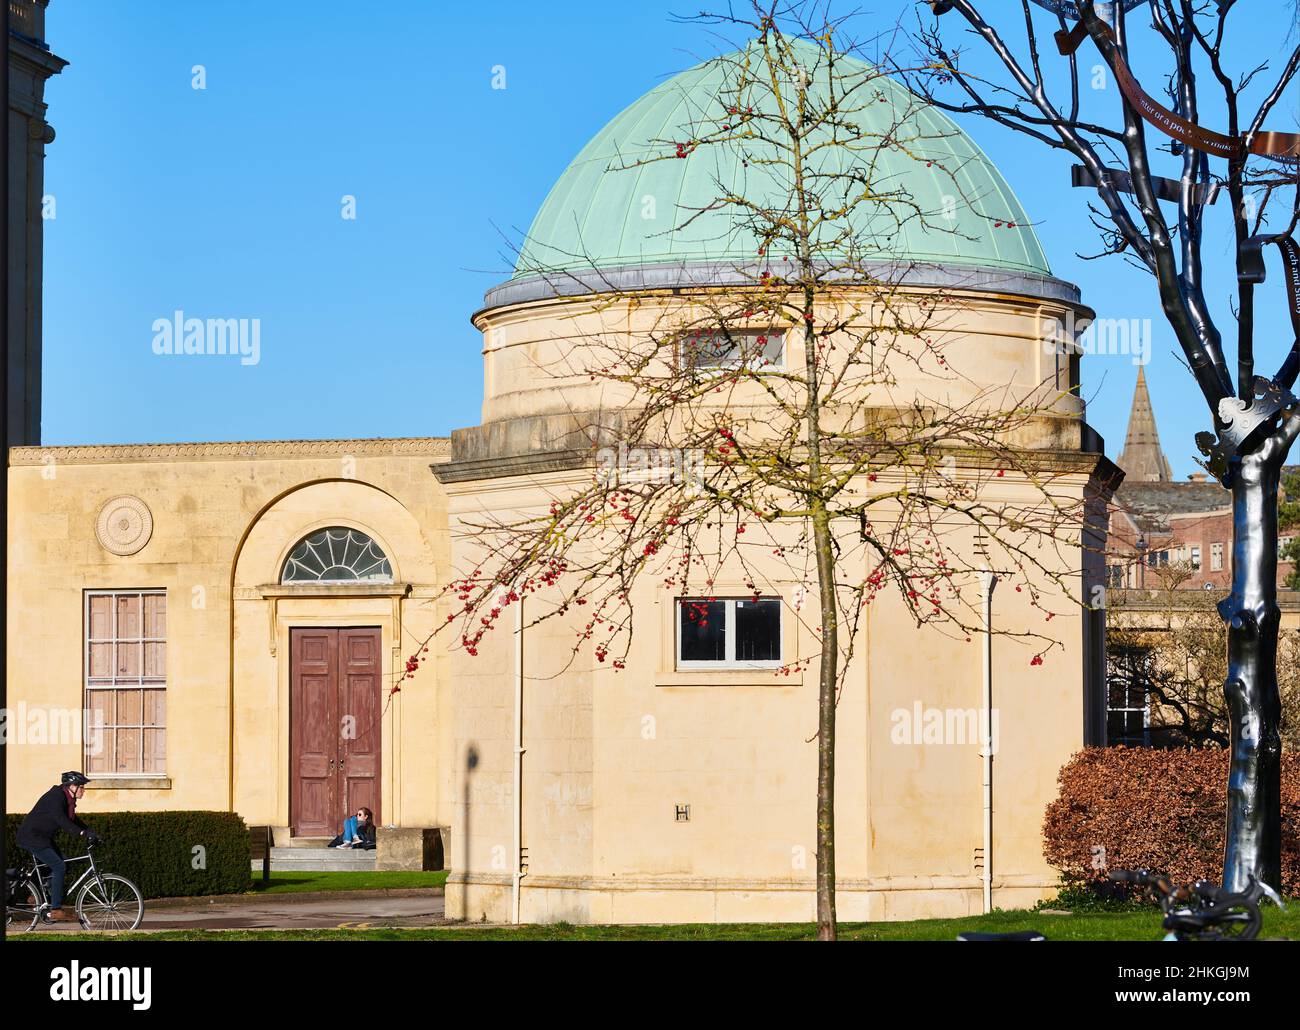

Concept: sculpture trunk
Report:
left=1221, top=447, right=1284, bottom=891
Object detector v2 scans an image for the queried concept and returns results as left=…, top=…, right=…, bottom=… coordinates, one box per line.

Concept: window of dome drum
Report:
left=680, top=330, right=784, bottom=373
left=677, top=598, right=782, bottom=669
left=281, top=528, right=393, bottom=584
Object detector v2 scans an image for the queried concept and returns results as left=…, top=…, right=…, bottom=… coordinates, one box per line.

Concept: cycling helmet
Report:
left=61, top=771, right=90, bottom=786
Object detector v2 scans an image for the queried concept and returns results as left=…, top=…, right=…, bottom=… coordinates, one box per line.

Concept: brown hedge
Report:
left=1043, top=747, right=1300, bottom=894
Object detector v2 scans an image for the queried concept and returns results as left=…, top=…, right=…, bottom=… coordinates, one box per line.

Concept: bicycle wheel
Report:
left=1209, top=906, right=1262, bottom=941
left=76, top=873, right=144, bottom=931
left=5, top=877, right=46, bottom=933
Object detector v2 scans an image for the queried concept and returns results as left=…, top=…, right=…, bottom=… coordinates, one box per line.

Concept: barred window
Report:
left=85, top=590, right=166, bottom=776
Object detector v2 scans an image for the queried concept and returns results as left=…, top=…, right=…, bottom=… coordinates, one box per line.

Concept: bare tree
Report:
left=406, top=1, right=1100, bottom=939
left=905, top=0, right=1300, bottom=890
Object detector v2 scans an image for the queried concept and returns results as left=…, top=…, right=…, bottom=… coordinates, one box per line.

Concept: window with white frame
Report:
left=85, top=590, right=167, bottom=776
left=677, top=597, right=782, bottom=669
left=1106, top=646, right=1150, bottom=747
left=680, top=329, right=784, bottom=372
left=1211, top=542, right=1224, bottom=571
left=1190, top=546, right=1201, bottom=570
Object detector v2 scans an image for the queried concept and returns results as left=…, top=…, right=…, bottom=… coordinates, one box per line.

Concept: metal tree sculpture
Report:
left=912, top=0, right=1300, bottom=890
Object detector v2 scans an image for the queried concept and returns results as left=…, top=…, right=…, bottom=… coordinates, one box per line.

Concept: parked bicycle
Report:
left=1109, top=868, right=1283, bottom=941
left=4, top=839, right=144, bottom=932
left=957, top=869, right=1284, bottom=941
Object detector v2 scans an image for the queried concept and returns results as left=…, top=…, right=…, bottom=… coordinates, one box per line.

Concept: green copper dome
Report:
left=514, top=41, right=1050, bottom=282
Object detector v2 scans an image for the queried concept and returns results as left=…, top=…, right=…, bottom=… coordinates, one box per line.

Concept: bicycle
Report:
left=957, top=869, right=1285, bottom=941
left=1108, top=868, right=1284, bottom=941
left=4, top=839, right=144, bottom=932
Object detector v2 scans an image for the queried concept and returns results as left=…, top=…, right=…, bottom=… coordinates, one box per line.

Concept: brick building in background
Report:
left=1107, top=368, right=1295, bottom=593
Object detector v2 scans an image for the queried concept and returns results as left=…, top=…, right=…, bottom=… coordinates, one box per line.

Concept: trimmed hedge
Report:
left=1043, top=747, right=1300, bottom=895
left=5, top=810, right=249, bottom=899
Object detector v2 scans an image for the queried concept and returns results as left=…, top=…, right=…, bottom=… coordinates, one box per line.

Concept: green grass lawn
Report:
left=21, top=903, right=1300, bottom=941
left=244, top=870, right=448, bottom=894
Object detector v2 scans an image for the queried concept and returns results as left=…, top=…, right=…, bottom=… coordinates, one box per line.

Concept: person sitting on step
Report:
left=327, top=807, right=375, bottom=849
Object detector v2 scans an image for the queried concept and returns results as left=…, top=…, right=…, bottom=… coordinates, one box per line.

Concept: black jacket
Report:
left=17, top=785, right=89, bottom=850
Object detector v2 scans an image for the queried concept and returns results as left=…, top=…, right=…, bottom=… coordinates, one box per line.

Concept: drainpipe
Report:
left=512, top=590, right=525, bottom=924
left=979, top=570, right=997, bottom=915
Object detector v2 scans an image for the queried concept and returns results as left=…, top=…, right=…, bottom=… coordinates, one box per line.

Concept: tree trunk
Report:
left=812, top=499, right=839, bottom=940
left=1221, top=441, right=1285, bottom=891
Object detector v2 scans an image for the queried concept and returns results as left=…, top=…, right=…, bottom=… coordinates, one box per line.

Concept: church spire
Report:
left=1117, top=367, right=1173, bottom=482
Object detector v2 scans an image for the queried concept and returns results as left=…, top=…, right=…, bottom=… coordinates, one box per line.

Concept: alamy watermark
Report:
left=595, top=443, right=705, bottom=492
left=1, top=703, right=106, bottom=754
left=890, top=702, right=1000, bottom=753
left=1042, top=308, right=1151, bottom=367
left=151, top=310, right=261, bottom=366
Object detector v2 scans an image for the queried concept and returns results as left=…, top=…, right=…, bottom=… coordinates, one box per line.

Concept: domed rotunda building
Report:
left=435, top=42, right=1116, bottom=923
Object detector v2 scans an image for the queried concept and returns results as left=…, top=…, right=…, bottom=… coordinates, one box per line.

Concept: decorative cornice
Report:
left=8, top=437, right=452, bottom=467
left=432, top=449, right=590, bottom=484
left=433, top=441, right=1117, bottom=487
left=7, top=34, right=68, bottom=81
left=476, top=258, right=1086, bottom=321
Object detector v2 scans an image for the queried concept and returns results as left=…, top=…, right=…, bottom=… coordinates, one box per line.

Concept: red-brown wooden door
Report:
left=290, top=627, right=381, bottom=837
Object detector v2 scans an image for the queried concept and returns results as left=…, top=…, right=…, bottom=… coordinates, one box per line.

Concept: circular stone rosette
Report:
left=95, top=495, right=154, bottom=556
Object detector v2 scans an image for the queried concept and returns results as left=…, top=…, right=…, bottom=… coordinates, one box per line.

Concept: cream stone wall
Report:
left=6, top=439, right=454, bottom=837
left=443, top=460, right=1100, bottom=924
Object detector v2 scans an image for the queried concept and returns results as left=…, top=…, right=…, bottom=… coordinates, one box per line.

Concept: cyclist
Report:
left=16, top=771, right=101, bottom=922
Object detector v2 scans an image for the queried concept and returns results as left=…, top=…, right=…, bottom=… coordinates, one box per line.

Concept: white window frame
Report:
left=676, top=597, right=783, bottom=671
left=1190, top=546, right=1201, bottom=571
left=1211, top=542, right=1224, bottom=572
left=84, top=589, right=167, bottom=778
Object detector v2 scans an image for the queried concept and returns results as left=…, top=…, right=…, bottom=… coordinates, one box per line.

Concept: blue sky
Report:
left=39, top=1, right=1300, bottom=479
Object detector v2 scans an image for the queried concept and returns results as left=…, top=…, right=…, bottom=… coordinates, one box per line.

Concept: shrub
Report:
left=1042, top=747, right=1300, bottom=898
left=5, top=810, right=249, bottom=899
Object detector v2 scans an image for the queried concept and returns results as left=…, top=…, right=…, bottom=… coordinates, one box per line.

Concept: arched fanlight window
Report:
left=281, top=527, right=393, bottom=584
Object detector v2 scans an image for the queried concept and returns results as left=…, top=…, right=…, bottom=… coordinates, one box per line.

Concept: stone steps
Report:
left=252, top=846, right=377, bottom=873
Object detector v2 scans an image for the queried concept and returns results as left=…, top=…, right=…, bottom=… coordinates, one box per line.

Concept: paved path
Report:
left=20, top=890, right=447, bottom=933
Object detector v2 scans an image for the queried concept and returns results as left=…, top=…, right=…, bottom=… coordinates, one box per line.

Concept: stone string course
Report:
left=8, top=437, right=452, bottom=466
